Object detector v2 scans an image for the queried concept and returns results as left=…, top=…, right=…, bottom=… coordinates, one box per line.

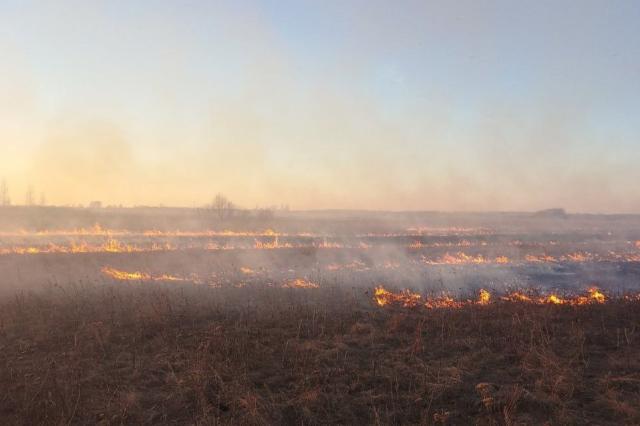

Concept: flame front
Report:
left=373, top=285, right=618, bottom=309
left=374, top=286, right=421, bottom=307
left=101, top=267, right=186, bottom=282
left=4, top=229, right=640, bottom=264
left=101, top=267, right=151, bottom=281
left=282, top=278, right=319, bottom=289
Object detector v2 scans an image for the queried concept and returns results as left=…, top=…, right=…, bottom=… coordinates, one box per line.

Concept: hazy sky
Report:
left=1, top=0, right=639, bottom=212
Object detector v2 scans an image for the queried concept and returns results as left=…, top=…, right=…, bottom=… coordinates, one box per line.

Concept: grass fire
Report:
left=2, top=2, right=640, bottom=424
left=2, top=209, right=640, bottom=424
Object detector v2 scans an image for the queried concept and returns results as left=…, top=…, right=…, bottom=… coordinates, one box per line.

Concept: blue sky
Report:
left=0, top=0, right=639, bottom=211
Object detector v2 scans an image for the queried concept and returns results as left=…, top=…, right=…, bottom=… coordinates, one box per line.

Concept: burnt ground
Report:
left=1, top=282, right=639, bottom=425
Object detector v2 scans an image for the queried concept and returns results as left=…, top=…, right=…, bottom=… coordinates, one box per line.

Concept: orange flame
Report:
left=373, top=286, right=620, bottom=309
left=101, top=267, right=187, bottom=282
left=282, top=278, right=319, bottom=289
left=477, top=289, right=491, bottom=305
left=374, top=286, right=421, bottom=307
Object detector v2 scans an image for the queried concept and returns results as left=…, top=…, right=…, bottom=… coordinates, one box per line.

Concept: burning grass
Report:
left=372, top=285, right=617, bottom=309
left=1, top=282, right=639, bottom=424
left=5, top=228, right=640, bottom=270
left=101, top=266, right=189, bottom=283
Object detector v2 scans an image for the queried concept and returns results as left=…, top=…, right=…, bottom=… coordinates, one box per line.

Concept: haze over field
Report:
left=1, top=0, right=639, bottom=212
left=4, top=3, right=640, bottom=424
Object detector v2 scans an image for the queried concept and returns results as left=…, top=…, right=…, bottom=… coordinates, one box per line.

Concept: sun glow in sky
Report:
left=1, top=0, right=639, bottom=212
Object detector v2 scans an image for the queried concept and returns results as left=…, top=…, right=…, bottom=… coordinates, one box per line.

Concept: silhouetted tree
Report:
left=25, top=185, right=35, bottom=206
left=210, top=193, right=234, bottom=220
left=0, top=179, right=10, bottom=206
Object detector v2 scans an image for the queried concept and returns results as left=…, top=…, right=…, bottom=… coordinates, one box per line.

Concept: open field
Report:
left=5, top=2, right=639, bottom=423
left=1, top=209, right=640, bottom=424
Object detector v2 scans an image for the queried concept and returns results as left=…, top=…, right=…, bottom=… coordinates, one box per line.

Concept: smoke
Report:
left=29, top=121, right=138, bottom=205
left=0, top=1, right=638, bottom=212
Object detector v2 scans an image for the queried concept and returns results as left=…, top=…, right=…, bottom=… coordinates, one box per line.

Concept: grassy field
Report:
left=1, top=282, right=639, bottom=425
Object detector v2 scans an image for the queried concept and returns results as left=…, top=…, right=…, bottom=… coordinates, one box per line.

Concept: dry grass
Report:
left=1, top=282, right=639, bottom=425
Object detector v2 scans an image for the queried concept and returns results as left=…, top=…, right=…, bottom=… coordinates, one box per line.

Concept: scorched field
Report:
left=1, top=208, right=640, bottom=425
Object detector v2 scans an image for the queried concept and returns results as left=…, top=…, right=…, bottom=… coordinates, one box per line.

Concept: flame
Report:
left=500, top=292, right=533, bottom=303
left=0, top=239, right=177, bottom=255
left=403, top=227, right=490, bottom=236
left=588, top=287, right=606, bottom=303
left=282, top=278, right=319, bottom=289
left=240, top=267, right=256, bottom=275
left=3, top=242, right=640, bottom=265
left=545, top=294, right=565, bottom=305
left=0, top=226, right=292, bottom=238
left=566, top=252, right=592, bottom=262
left=424, top=295, right=464, bottom=309
left=4, top=229, right=640, bottom=264
left=525, top=254, right=557, bottom=263
left=572, top=287, right=606, bottom=305
left=477, top=289, right=491, bottom=305
left=101, top=267, right=151, bottom=281
left=155, top=274, right=187, bottom=282
left=421, top=252, right=511, bottom=265
left=373, top=286, right=620, bottom=309
left=373, top=286, right=421, bottom=307
left=374, top=286, right=393, bottom=306
left=373, top=286, right=490, bottom=308
left=101, top=266, right=187, bottom=282
left=253, top=237, right=294, bottom=249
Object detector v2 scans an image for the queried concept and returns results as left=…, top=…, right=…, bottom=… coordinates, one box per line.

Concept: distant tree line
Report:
left=0, top=182, right=288, bottom=214
left=205, top=193, right=289, bottom=221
